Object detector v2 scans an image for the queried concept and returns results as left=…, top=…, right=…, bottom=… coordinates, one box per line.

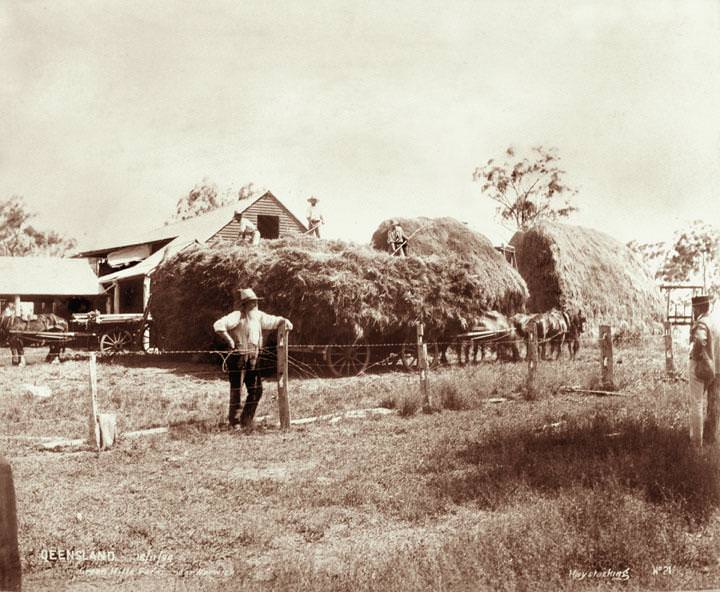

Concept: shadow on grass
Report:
left=427, top=413, right=720, bottom=524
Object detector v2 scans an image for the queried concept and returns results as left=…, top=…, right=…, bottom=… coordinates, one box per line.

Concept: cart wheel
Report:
left=141, top=323, right=160, bottom=354
left=100, top=330, right=132, bottom=355
left=324, top=342, right=371, bottom=377
left=399, top=342, right=440, bottom=371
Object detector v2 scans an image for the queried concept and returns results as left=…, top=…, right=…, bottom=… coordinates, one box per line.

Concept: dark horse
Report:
left=0, top=307, right=68, bottom=366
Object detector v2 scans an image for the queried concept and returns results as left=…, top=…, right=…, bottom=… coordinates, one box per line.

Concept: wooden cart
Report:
left=70, top=312, right=155, bottom=355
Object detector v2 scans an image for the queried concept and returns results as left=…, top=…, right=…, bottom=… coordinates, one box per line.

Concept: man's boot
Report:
left=228, top=388, right=242, bottom=428
left=239, top=399, right=260, bottom=429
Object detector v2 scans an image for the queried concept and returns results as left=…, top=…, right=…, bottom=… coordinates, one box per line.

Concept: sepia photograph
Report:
left=1, top=1, right=719, bottom=590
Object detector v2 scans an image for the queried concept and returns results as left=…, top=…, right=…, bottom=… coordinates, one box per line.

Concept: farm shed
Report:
left=77, top=191, right=307, bottom=313
left=0, top=256, right=103, bottom=318
left=370, top=216, right=528, bottom=313
left=510, top=221, right=664, bottom=333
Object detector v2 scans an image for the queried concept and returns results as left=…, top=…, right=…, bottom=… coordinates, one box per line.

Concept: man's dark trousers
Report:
left=227, top=351, right=263, bottom=427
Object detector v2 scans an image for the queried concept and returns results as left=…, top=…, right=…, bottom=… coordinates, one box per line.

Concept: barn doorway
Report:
left=257, top=215, right=280, bottom=239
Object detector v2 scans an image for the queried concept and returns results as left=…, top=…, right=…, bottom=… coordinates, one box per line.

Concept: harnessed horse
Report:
left=0, top=307, right=68, bottom=366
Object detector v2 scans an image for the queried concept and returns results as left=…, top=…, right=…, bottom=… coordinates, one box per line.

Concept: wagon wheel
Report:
left=324, top=342, right=371, bottom=377
left=100, top=330, right=133, bottom=355
left=399, top=341, right=440, bottom=371
left=141, top=323, right=161, bottom=354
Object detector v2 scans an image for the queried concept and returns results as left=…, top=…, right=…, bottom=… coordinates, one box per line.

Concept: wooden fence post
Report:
left=417, top=323, right=430, bottom=410
left=0, top=457, right=21, bottom=592
left=599, top=325, right=615, bottom=390
left=88, top=352, right=101, bottom=451
left=526, top=320, right=538, bottom=398
left=663, top=321, right=676, bottom=376
left=277, top=323, right=290, bottom=430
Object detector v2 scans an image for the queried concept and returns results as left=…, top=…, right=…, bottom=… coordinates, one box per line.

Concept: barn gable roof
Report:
left=79, top=191, right=306, bottom=257
left=0, top=257, right=103, bottom=296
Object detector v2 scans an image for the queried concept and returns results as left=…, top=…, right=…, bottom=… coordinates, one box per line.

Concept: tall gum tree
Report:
left=473, top=146, right=578, bottom=231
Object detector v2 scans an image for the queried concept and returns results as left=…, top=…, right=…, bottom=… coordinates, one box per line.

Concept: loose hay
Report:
left=510, top=222, right=664, bottom=332
left=150, top=231, right=528, bottom=351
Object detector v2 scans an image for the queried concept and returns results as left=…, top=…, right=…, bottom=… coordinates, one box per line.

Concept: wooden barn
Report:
left=0, top=257, right=103, bottom=318
left=77, top=191, right=307, bottom=313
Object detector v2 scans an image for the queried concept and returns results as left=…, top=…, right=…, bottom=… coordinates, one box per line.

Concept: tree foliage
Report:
left=626, top=239, right=667, bottom=278
left=473, top=146, right=578, bottom=231
left=172, top=179, right=260, bottom=221
left=658, top=221, right=720, bottom=290
left=628, top=222, right=720, bottom=294
left=0, top=196, right=77, bottom=256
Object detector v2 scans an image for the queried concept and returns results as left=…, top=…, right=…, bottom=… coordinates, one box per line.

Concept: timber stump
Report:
left=0, top=456, right=21, bottom=591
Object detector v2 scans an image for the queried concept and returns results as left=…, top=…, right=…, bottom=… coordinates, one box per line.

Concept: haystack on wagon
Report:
left=149, top=221, right=528, bottom=376
left=510, top=221, right=664, bottom=335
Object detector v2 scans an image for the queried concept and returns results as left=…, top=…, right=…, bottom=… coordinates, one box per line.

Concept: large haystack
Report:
left=372, top=216, right=500, bottom=260
left=510, top=222, right=663, bottom=331
left=149, top=232, right=528, bottom=351
left=371, top=216, right=527, bottom=305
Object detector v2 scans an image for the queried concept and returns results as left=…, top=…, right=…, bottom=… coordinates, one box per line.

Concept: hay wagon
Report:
left=69, top=312, right=154, bottom=355
left=7, top=312, right=154, bottom=356
left=286, top=329, right=451, bottom=378
left=290, top=327, right=513, bottom=377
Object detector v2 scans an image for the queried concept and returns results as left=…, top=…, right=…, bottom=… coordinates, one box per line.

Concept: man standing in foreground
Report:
left=213, top=288, right=293, bottom=430
left=688, top=294, right=720, bottom=448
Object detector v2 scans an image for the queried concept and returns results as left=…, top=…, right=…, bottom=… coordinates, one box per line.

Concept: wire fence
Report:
left=0, top=321, right=690, bottom=452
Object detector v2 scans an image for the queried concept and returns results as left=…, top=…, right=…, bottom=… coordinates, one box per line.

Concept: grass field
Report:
left=2, top=338, right=720, bottom=591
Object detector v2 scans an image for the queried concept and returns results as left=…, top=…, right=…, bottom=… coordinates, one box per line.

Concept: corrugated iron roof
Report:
left=78, top=193, right=268, bottom=256
left=0, top=257, right=103, bottom=296
left=98, top=237, right=200, bottom=283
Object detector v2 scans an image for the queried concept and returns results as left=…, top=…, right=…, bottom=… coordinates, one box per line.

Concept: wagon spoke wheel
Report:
left=324, top=342, right=371, bottom=377
left=141, top=323, right=160, bottom=354
left=100, top=330, right=132, bottom=356
left=399, top=341, right=440, bottom=371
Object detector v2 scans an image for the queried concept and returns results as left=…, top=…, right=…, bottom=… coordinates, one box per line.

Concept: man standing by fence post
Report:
left=213, top=288, right=293, bottom=431
left=688, top=294, right=720, bottom=448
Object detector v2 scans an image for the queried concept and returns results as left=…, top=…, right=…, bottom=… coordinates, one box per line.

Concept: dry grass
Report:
left=510, top=221, right=664, bottom=332
left=2, top=337, right=720, bottom=591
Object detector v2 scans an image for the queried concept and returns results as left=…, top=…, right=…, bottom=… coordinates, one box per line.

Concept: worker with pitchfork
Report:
left=688, top=294, right=720, bottom=448
left=213, top=288, right=293, bottom=430
left=387, top=219, right=409, bottom=256
left=306, top=196, right=324, bottom=238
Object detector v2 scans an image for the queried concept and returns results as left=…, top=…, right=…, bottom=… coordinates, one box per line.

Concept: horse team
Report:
left=457, top=307, right=588, bottom=364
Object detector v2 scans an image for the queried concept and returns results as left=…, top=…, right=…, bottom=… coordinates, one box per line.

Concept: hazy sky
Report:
left=1, top=0, right=718, bottom=250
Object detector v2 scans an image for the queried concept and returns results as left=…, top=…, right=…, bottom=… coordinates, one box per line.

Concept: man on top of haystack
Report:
left=213, top=288, right=293, bottom=430
left=306, top=196, right=324, bottom=238
left=688, top=294, right=720, bottom=448
left=387, top=220, right=409, bottom=257
left=237, top=216, right=261, bottom=245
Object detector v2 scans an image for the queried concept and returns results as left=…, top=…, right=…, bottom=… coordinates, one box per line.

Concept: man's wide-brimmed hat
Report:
left=307, top=196, right=319, bottom=203
left=692, top=294, right=714, bottom=307
left=236, top=288, right=263, bottom=303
